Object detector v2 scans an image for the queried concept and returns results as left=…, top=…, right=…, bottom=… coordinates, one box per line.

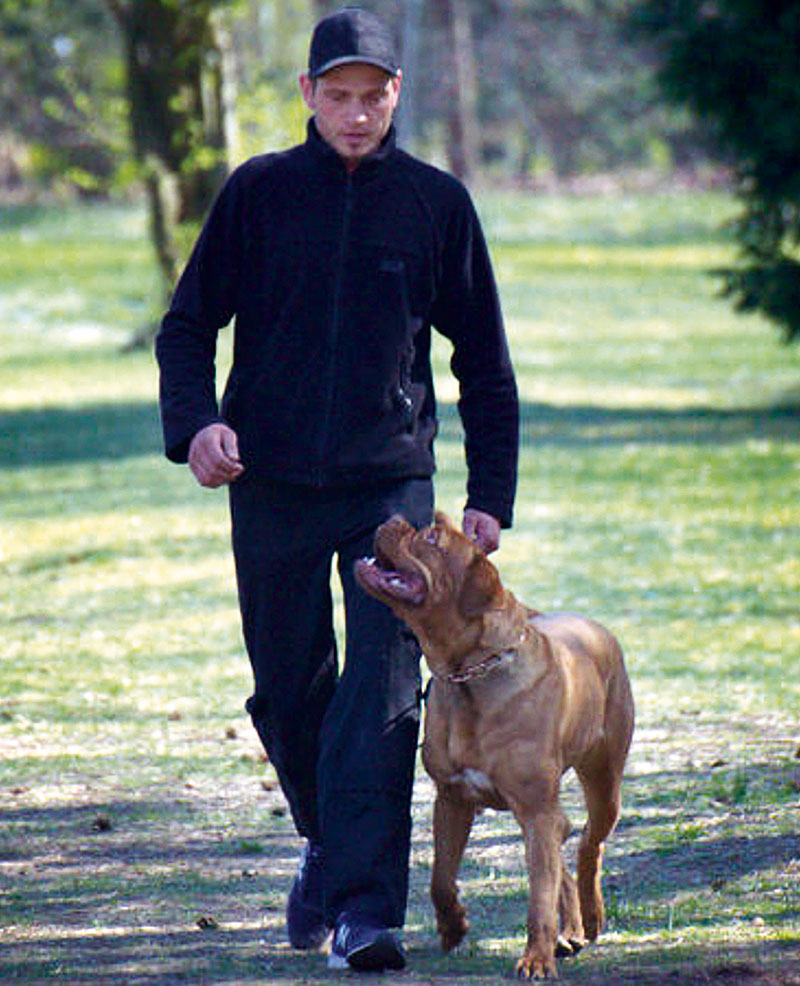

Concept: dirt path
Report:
left=2, top=709, right=798, bottom=985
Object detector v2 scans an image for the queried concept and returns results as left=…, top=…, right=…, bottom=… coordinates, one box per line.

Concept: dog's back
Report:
left=531, top=611, right=634, bottom=771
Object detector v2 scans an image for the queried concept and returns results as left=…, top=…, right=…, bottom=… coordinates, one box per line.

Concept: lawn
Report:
left=1, top=191, right=799, bottom=985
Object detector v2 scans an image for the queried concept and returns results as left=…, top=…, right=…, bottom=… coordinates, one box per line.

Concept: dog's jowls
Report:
left=355, top=511, right=635, bottom=979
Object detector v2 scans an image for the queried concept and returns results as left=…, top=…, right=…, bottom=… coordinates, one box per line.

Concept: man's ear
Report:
left=458, top=553, right=502, bottom=620
left=299, top=72, right=315, bottom=109
left=391, top=68, right=403, bottom=104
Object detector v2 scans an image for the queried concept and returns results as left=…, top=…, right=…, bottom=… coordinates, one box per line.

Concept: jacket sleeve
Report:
left=430, top=186, right=519, bottom=528
left=155, top=169, right=245, bottom=463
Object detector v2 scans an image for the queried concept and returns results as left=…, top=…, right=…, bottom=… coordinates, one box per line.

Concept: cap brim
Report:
left=310, top=56, right=399, bottom=78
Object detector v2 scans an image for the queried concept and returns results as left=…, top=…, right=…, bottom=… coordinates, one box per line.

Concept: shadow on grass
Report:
left=443, top=401, right=800, bottom=447
left=2, top=399, right=799, bottom=471
left=518, top=402, right=800, bottom=447
left=1, top=400, right=161, bottom=467
left=0, top=795, right=300, bottom=985
left=2, top=774, right=799, bottom=986
left=413, top=807, right=800, bottom=923
left=615, top=829, right=800, bottom=904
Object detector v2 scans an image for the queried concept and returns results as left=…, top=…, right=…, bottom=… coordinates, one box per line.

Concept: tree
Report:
left=0, top=0, right=233, bottom=343
left=0, top=0, right=125, bottom=194
left=105, top=0, right=229, bottom=301
left=432, top=0, right=480, bottom=181
left=223, top=0, right=311, bottom=162
left=2, top=0, right=714, bottom=203
left=629, top=0, right=800, bottom=343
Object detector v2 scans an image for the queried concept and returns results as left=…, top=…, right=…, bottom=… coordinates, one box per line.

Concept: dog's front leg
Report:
left=515, top=806, right=562, bottom=980
left=430, top=789, right=475, bottom=952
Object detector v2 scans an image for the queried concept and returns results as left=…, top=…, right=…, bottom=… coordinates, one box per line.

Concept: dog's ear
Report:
left=434, top=509, right=453, bottom=531
left=458, top=554, right=503, bottom=619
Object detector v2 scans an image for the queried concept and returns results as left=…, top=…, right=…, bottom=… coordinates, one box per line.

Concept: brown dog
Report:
left=355, top=512, right=634, bottom=979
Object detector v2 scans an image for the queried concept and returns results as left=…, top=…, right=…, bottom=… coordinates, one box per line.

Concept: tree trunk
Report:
left=212, top=6, right=242, bottom=168
left=106, top=0, right=229, bottom=342
left=396, top=0, right=423, bottom=152
left=436, top=0, right=480, bottom=182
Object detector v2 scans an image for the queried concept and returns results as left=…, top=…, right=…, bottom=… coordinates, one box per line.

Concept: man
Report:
left=156, top=6, right=518, bottom=973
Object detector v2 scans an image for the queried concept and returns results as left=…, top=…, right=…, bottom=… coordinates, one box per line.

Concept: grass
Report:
left=1, top=191, right=799, bottom=985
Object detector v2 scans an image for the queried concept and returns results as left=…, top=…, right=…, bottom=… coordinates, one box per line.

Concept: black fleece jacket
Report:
left=156, top=121, right=518, bottom=526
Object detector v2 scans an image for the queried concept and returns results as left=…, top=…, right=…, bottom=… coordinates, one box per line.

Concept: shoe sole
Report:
left=328, top=931, right=406, bottom=972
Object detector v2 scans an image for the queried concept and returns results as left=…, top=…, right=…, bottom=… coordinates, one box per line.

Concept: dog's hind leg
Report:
left=430, top=791, right=476, bottom=952
left=575, top=749, right=623, bottom=942
left=557, top=865, right=585, bottom=955
left=555, top=811, right=584, bottom=956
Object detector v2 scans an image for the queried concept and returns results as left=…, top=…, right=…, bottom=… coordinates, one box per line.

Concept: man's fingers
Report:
left=220, top=427, right=241, bottom=465
left=189, top=424, right=244, bottom=487
left=462, top=508, right=501, bottom=555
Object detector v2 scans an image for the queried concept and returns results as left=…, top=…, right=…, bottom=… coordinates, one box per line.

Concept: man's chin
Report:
left=337, top=137, right=378, bottom=162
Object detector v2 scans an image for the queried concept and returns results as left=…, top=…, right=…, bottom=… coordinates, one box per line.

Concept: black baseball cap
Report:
left=308, top=7, right=400, bottom=78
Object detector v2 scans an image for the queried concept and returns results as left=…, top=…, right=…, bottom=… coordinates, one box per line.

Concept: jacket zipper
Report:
left=315, top=172, right=354, bottom=481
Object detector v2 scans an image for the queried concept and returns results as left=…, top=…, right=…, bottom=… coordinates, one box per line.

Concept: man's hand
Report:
left=462, top=508, right=501, bottom=555
left=188, top=423, right=244, bottom=488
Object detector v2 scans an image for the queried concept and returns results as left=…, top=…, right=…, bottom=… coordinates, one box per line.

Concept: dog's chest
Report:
left=447, top=766, right=499, bottom=803
left=424, top=681, right=512, bottom=808
left=443, top=712, right=508, bottom=807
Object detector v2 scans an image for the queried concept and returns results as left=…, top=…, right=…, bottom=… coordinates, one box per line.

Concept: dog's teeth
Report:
left=364, top=557, right=376, bottom=566
left=388, top=576, right=405, bottom=587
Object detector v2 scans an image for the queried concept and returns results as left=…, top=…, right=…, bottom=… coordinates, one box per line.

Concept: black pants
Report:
left=229, top=475, right=434, bottom=928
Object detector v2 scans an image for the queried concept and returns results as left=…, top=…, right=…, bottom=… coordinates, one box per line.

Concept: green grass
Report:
left=1, top=192, right=799, bottom=985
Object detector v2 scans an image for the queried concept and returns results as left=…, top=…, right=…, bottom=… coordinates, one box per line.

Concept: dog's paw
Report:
left=555, top=934, right=585, bottom=958
left=515, top=950, right=558, bottom=979
left=437, top=909, right=469, bottom=952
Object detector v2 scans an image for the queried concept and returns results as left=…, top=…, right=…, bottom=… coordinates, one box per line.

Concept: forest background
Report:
left=0, top=0, right=723, bottom=334
left=6, top=0, right=799, bottom=346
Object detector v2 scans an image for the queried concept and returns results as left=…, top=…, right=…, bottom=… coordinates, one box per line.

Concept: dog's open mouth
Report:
left=355, top=551, right=427, bottom=605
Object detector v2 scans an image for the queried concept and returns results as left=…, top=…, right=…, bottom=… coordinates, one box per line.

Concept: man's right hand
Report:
left=188, top=423, right=245, bottom=488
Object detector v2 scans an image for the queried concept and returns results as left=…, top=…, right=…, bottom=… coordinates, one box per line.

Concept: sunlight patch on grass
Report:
left=2, top=196, right=800, bottom=984
left=495, top=241, right=736, bottom=277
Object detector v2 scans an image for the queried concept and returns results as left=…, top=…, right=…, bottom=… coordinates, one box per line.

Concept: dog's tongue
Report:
left=355, top=556, right=426, bottom=605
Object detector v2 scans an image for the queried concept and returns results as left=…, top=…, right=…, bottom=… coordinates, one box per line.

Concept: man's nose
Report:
left=346, top=100, right=369, bottom=123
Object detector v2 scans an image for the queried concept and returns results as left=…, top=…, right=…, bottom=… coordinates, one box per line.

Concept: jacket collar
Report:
left=306, top=118, right=397, bottom=178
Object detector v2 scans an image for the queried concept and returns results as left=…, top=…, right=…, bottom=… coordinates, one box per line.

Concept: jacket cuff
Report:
left=164, top=416, right=225, bottom=464
left=465, top=497, right=514, bottom=530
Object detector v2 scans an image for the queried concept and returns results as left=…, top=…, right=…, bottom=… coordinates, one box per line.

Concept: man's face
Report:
left=300, top=63, right=402, bottom=170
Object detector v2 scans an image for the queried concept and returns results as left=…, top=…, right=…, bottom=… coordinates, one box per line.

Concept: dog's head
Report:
left=354, top=511, right=506, bottom=665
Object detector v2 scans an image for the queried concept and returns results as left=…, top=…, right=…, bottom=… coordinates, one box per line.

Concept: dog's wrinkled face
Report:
left=355, top=512, right=503, bottom=654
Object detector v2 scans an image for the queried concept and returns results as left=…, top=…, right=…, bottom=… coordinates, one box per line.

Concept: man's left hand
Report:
left=462, top=508, right=501, bottom=555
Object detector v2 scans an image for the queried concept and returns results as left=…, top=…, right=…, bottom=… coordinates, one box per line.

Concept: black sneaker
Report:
left=328, top=918, right=406, bottom=972
left=286, top=841, right=329, bottom=950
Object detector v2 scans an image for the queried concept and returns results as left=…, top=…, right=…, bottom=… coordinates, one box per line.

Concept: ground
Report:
left=2, top=704, right=798, bottom=985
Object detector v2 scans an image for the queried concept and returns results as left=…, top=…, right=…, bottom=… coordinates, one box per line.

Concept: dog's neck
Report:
left=434, top=646, right=519, bottom=684
left=425, top=593, right=535, bottom=685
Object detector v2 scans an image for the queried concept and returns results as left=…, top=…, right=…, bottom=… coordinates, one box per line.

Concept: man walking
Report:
left=156, top=7, right=518, bottom=972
